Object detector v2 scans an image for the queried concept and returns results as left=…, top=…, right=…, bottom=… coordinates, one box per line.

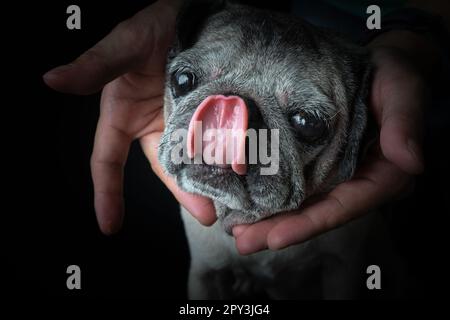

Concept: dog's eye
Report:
left=290, top=112, right=327, bottom=142
left=171, top=70, right=197, bottom=97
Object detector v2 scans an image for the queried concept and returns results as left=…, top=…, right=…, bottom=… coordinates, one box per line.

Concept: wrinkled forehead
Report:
left=172, top=16, right=326, bottom=79
left=169, top=7, right=355, bottom=111
left=184, top=9, right=321, bottom=66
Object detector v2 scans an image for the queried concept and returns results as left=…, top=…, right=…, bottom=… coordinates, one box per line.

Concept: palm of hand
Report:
left=100, top=71, right=166, bottom=146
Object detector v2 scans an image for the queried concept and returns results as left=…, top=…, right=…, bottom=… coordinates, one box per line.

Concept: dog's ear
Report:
left=335, top=57, right=373, bottom=182
left=170, top=0, right=227, bottom=57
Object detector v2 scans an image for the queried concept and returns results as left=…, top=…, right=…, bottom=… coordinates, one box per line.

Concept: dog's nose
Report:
left=244, top=97, right=266, bottom=132
left=187, top=95, right=248, bottom=175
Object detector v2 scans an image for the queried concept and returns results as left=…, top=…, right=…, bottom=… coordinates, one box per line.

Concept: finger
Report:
left=91, top=119, right=132, bottom=235
left=140, top=133, right=217, bottom=226
left=235, top=224, right=270, bottom=255
left=43, top=19, right=151, bottom=95
left=43, top=1, right=179, bottom=95
left=266, top=157, right=410, bottom=251
left=233, top=214, right=291, bottom=255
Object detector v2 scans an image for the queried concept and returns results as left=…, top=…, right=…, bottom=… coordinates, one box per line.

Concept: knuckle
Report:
left=89, top=155, right=100, bottom=170
left=78, top=48, right=110, bottom=73
left=81, top=47, right=106, bottom=63
left=116, top=19, right=136, bottom=39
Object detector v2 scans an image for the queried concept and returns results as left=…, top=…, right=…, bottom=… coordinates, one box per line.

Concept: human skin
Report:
left=44, top=0, right=439, bottom=254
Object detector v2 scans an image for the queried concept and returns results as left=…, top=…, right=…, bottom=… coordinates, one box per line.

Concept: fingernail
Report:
left=407, top=139, right=424, bottom=172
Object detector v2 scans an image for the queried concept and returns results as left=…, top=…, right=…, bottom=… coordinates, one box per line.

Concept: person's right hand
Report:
left=44, top=0, right=216, bottom=234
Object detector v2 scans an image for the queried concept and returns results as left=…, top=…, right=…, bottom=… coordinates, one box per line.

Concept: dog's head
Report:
left=158, top=2, right=371, bottom=232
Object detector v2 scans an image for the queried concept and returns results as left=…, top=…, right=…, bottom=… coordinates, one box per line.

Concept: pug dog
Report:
left=158, top=1, right=377, bottom=299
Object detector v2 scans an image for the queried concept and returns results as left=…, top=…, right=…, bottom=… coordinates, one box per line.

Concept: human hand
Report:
left=231, top=33, right=433, bottom=255
left=44, top=0, right=215, bottom=234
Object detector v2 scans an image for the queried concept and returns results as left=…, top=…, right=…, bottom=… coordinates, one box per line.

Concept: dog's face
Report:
left=158, top=3, right=371, bottom=232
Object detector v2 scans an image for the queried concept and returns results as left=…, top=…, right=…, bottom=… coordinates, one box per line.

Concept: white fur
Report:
left=181, top=206, right=381, bottom=299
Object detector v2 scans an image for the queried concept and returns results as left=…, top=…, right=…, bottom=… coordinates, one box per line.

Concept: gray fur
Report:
left=158, top=3, right=373, bottom=298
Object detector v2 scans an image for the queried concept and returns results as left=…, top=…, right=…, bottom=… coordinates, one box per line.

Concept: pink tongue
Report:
left=187, top=95, right=248, bottom=175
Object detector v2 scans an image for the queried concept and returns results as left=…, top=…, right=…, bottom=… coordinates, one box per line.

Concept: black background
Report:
left=6, top=0, right=450, bottom=300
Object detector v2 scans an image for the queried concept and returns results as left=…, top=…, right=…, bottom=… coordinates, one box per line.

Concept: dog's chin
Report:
left=176, top=164, right=252, bottom=211
left=172, top=163, right=304, bottom=233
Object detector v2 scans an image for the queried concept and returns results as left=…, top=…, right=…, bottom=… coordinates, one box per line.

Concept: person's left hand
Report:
left=231, top=41, right=429, bottom=255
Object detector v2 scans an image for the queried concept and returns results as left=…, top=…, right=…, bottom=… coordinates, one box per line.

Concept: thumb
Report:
left=370, top=47, right=427, bottom=175
left=43, top=19, right=149, bottom=95
left=378, top=78, right=426, bottom=175
left=42, top=0, right=182, bottom=95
